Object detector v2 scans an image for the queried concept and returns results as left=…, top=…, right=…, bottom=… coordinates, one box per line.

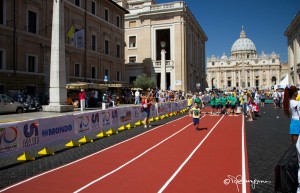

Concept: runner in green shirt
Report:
left=227, top=92, right=237, bottom=115
left=221, top=94, right=228, bottom=114
left=215, top=95, right=221, bottom=115
left=210, top=92, right=216, bottom=114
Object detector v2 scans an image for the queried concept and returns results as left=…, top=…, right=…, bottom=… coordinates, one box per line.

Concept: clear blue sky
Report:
left=157, top=0, right=300, bottom=62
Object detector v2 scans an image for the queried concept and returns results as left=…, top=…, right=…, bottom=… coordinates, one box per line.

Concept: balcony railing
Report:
left=153, top=60, right=174, bottom=68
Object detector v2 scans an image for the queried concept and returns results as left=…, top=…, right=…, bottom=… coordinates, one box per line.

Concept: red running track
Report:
left=0, top=114, right=250, bottom=193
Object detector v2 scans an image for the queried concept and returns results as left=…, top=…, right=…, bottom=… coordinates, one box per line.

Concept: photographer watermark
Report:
left=223, top=175, right=271, bottom=192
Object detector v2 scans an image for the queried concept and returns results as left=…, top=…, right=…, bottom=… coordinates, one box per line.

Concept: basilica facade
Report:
left=207, top=27, right=285, bottom=91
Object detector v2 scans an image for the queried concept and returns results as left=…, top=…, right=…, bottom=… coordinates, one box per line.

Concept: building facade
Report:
left=0, top=0, right=127, bottom=100
left=285, top=11, right=300, bottom=87
left=207, top=27, right=284, bottom=90
left=115, top=0, right=207, bottom=91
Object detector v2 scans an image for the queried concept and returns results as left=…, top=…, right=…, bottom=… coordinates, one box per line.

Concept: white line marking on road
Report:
left=241, top=115, right=247, bottom=193
left=157, top=115, right=225, bottom=193
left=74, top=115, right=208, bottom=193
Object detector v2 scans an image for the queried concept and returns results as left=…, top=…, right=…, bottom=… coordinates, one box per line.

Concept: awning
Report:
left=66, top=82, right=108, bottom=90
left=108, top=82, right=131, bottom=88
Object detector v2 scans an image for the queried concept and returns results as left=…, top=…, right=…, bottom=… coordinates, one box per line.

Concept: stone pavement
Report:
left=246, top=104, right=290, bottom=193
left=0, top=104, right=292, bottom=192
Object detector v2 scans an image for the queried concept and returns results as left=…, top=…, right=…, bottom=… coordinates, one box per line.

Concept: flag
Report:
left=66, top=25, right=75, bottom=39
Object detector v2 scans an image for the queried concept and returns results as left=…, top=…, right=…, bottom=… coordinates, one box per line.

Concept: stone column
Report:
left=43, top=0, right=73, bottom=112
left=160, top=49, right=167, bottom=90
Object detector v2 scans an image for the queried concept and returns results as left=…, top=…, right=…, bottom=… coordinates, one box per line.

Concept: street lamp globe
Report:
left=160, top=41, right=166, bottom=49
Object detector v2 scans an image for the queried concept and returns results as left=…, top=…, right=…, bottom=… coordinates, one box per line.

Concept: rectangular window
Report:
left=27, top=55, right=36, bottom=72
left=74, top=63, right=80, bottom=77
left=129, top=56, right=136, bottom=63
left=75, top=0, right=80, bottom=6
left=272, top=59, right=275, bottom=63
left=227, top=80, right=231, bottom=87
left=0, top=50, right=3, bottom=69
left=28, top=11, right=37, bottom=34
left=91, top=1, right=96, bottom=14
left=116, top=71, right=120, bottom=81
left=129, top=36, right=136, bottom=48
left=0, top=0, right=3, bottom=24
left=255, top=79, right=259, bottom=87
left=116, top=16, right=120, bottom=27
left=104, top=69, right=108, bottom=76
left=105, top=40, right=109, bottom=54
left=91, top=35, right=96, bottom=51
left=91, top=66, right=97, bottom=79
left=105, top=9, right=109, bottom=22
left=248, top=82, right=250, bottom=87
left=117, top=44, right=120, bottom=58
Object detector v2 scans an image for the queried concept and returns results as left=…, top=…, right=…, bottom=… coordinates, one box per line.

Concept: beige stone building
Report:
left=115, top=0, right=207, bottom=91
left=0, top=0, right=127, bottom=100
left=285, top=11, right=300, bottom=87
left=207, top=27, right=285, bottom=90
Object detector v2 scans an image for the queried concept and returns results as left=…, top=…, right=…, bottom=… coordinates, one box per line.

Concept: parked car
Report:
left=0, top=94, right=24, bottom=114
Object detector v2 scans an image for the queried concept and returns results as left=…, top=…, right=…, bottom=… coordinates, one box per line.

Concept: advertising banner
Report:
left=0, top=100, right=188, bottom=158
left=157, top=103, right=170, bottom=116
left=119, top=107, right=133, bottom=125
left=39, top=115, right=74, bottom=146
left=0, top=122, right=22, bottom=156
left=131, top=106, right=143, bottom=122
left=99, top=110, right=112, bottom=131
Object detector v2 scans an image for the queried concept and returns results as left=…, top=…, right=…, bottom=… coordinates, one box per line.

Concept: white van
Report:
left=0, top=94, right=24, bottom=114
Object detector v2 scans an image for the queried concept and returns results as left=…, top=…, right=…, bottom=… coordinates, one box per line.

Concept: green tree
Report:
left=133, top=74, right=156, bottom=90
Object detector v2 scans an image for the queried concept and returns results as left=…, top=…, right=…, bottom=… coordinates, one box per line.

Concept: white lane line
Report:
left=0, top=115, right=190, bottom=193
left=158, top=115, right=225, bottom=193
left=73, top=122, right=194, bottom=193
left=241, top=115, right=247, bottom=193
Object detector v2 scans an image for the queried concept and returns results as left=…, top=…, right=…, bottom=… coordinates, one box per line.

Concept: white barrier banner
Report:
left=131, top=106, right=143, bottom=122
left=157, top=103, right=170, bottom=116
left=74, top=113, right=91, bottom=134
left=100, top=110, right=112, bottom=131
left=39, top=115, right=74, bottom=146
left=119, top=107, right=133, bottom=125
left=150, top=104, right=158, bottom=118
left=110, top=108, right=120, bottom=128
left=0, top=122, right=22, bottom=156
left=20, top=120, right=40, bottom=151
left=0, top=100, right=188, bottom=158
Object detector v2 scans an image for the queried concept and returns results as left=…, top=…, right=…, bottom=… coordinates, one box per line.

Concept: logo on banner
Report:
left=0, top=127, right=18, bottom=153
left=91, top=113, right=100, bottom=130
left=76, top=116, right=89, bottom=133
left=42, top=125, right=73, bottom=137
left=102, top=112, right=111, bottom=126
left=133, top=107, right=140, bottom=118
left=111, top=110, right=119, bottom=125
left=23, top=122, right=39, bottom=148
left=120, top=110, right=131, bottom=123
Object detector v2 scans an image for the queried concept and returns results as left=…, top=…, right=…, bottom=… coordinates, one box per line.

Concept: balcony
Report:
left=153, top=60, right=174, bottom=69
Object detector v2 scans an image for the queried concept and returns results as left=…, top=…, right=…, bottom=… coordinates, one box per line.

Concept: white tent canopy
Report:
left=274, top=74, right=289, bottom=90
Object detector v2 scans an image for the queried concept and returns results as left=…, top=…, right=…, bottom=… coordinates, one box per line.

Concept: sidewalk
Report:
left=0, top=104, right=135, bottom=123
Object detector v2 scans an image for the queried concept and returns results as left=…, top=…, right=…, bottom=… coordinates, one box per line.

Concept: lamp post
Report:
left=103, top=75, right=108, bottom=110
left=160, top=41, right=166, bottom=91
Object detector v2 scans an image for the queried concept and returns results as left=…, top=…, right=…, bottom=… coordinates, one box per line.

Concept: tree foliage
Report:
left=133, top=74, right=156, bottom=90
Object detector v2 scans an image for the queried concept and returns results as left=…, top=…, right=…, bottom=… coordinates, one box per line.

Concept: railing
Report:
left=153, top=60, right=174, bottom=67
